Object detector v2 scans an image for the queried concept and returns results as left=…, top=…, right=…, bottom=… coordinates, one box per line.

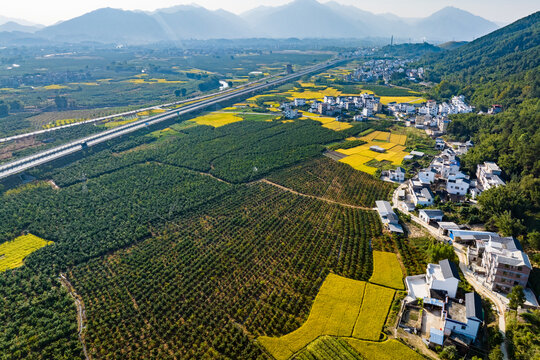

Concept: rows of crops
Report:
left=39, top=120, right=343, bottom=187
left=68, top=184, right=381, bottom=359
left=265, top=157, right=393, bottom=208
left=293, top=336, right=365, bottom=360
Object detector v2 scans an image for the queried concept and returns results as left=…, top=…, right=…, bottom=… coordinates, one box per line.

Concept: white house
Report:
left=446, top=177, right=470, bottom=196
left=294, top=98, right=306, bottom=106
left=418, top=168, right=437, bottom=184
left=419, top=209, right=444, bottom=224
left=375, top=200, right=403, bottom=233
left=362, top=108, right=372, bottom=117
left=476, top=162, right=505, bottom=192
left=388, top=167, right=405, bottom=182
left=405, top=259, right=460, bottom=300
left=426, top=259, right=460, bottom=298
left=283, top=108, right=299, bottom=119
left=443, top=292, right=483, bottom=341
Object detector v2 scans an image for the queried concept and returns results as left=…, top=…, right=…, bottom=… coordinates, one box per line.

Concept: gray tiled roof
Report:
left=466, top=292, right=484, bottom=322
left=439, top=259, right=460, bottom=280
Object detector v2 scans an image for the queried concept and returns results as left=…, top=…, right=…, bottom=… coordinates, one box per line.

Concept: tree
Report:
left=439, top=345, right=458, bottom=360
left=494, top=211, right=526, bottom=237
left=527, top=231, right=540, bottom=251
left=174, top=89, right=181, bottom=97
left=54, top=96, right=68, bottom=110
left=181, top=88, right=187, bottom=97
left=507, top=285, right=525, bottom=310
left=427, top=243, right=457, bottom=263
left=489, top=346, right=503, bottom=360
left=0, top=103, right=8, bottom=117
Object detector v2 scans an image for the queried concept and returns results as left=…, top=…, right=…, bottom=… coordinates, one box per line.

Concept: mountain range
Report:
left=1, top=0, right=501, bottom=44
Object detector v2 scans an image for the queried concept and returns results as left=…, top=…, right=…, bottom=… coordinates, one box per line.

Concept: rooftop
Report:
left=440, top=259, right=460, bottom=280
left=465, top=292, right=483, bottom=322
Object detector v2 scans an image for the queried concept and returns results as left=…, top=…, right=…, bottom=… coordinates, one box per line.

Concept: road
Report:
left=392, top=186, right=509, bottom=359
left=0, top=58, right=346, bottom=180
left=0, top=71, right=286, bottom=144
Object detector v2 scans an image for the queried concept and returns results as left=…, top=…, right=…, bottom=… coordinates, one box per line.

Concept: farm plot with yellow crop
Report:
left=352, top=283, right=396, bottom=340
left=346, top=339, right=425, bottom=360
left=379, top=96, right=426, bottom=105
left=336, top=132, right=409, bottom=174
left=369, top=251, right=404, bottom=290
left=189, top=112, right=243, bottom=128
left=258, top=274, right=366, bottom=360
left=0, top=234, right=53, bottom=272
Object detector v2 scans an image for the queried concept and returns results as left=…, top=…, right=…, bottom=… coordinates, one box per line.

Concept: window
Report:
left=518, top=266, right=522, bottom=271
left=461, top=325, right=466, bottom=330
left=514, top=281, right=519, bottom=285
left=516, top=274, right=521, bottom=278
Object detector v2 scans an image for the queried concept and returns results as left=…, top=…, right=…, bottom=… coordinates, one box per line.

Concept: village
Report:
left=372, top=127, right=536, bottom=357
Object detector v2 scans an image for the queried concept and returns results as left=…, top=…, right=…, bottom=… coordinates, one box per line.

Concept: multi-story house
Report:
left=480, top=236, right=532, bottom=293
left=476, top=162, right=505, bottom=192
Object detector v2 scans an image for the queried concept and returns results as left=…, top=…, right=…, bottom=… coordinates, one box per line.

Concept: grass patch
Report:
left=0, top=234, right=53, bottom=272
left=369, top=251, right=404, bottom=290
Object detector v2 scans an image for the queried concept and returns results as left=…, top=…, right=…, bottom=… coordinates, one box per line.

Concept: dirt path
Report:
left=59, top=273, right=90, bottom=360
left=258, top=179, right=375, bottom=211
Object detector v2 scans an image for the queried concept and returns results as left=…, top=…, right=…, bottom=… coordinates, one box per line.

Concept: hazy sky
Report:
left=3, top=0, right=539, bottom=25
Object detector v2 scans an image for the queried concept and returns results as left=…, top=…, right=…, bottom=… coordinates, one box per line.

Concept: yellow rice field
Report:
left=336, top=131, right=409, bottom=174
left=369, top=251, right=404, bottom=290
left=258, top=273, right=398, bottom=359
left=379, top=96, right=426, bottom=105
left=189, top=112, right=243, bottom=128
left=258, top=274, right=366, bottom=360
left=0, top=234, right=53, bottom=272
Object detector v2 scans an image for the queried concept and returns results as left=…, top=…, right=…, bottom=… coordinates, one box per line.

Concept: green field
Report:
left=0, top=234, right=53, bottom=272
left=293, top=336, right=365, bottom=360
left=346, top=339, right=425, bottom=360
left=369, top=251, right=405, bottom=290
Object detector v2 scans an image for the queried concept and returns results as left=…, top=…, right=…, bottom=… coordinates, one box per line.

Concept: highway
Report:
left=0, top=71, right=286, bottom=144
left=0, top=58, right=345, bottom=180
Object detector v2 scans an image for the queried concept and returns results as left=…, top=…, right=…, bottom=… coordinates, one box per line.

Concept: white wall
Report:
left=431, top=278, right=459, bottom=298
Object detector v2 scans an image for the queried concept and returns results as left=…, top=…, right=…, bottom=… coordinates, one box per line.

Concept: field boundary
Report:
left=59, top=273, right=90, bottom=360
left=259, top=179, right=375, bottom=211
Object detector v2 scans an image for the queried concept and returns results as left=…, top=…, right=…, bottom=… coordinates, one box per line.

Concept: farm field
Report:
left=346, top=339, right=425, bottom=360
left=292, top=336, right=364, bottom=360
left=369, top=251, right=405, bottom=290
left=258, top=274, right=367, bottom=360
left=336, top=131, right=409, bottom=174
left=352, top=283, right=396, bottom=340
left=188, top=112, right=243, bottom=127
left=0, top=234, right=53, bottom=272
left=259, top=276, right=397, bottom=359
left=266, top=157, right=393, bottom=207
left=379, top=96, right=426, bottom=105
left=300, top=111, right=353, bottom=131
left=66, top=185, right=380, bottom=359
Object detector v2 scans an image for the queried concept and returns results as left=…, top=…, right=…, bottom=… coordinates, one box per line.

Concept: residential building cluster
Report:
left=400, top=145, right=506, bottom=208
left=390, top=96, right=474, bottom=137
left=345, top=59, right=423, bottom=83
left=280, top=93, right=383, bottom=120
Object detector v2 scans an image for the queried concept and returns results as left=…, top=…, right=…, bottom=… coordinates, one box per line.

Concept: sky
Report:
left=2, top=0, right=539, bottom=26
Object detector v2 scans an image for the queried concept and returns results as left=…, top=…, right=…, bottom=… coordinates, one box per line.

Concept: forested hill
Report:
left=424, top=11, right=539, bottom=109
left=415, top=12, right=540, bottom=253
